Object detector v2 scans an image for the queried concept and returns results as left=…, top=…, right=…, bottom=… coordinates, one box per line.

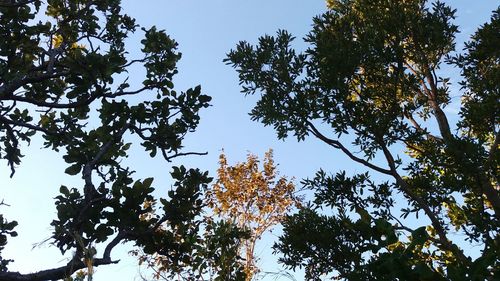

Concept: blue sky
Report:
left=1, top=1, right=498, bottom=280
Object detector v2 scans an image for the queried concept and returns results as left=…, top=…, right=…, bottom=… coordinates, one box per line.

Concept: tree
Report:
left=226, top=0, right=499, bottom=280
left=0, top=0, right=228, bottom=280
left=208, top=150, right=299, bottom=280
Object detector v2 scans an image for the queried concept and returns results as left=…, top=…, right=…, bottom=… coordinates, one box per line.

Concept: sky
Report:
left=0, top=1, right=498, bottom=280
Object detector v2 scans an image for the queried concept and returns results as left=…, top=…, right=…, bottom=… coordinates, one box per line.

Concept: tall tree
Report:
left=0, top=0, right=224, bottom=280
left=227, top=0, right=499, bottom=280
left=208, top=150, right=299, bottom=280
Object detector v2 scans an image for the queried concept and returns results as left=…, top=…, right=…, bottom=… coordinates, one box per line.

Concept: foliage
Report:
left=208, top=150, right=299, bottom=280
left=132, top=166, right=249, bottom=281
left=0, top=212, right=17, bottom=272
left=135, top=218, right=248, bottom=281
left=226, top=0, right=499, bottom=280
left=0, top=0, right=236, bottom=280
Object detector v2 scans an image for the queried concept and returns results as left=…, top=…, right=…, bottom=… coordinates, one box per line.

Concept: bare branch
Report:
left=0, top=199, right=10, bottom=207
left=305, top=121, right=392, bottom=175
left=123, top=58, right=148, bottom=68
left=107, top=85, right=153, bottom=98
left=162, top=151, right=208, bottom=162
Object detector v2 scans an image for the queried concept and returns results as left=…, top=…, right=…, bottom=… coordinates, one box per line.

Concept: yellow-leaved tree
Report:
left=208, top=149, right=300, bottom=280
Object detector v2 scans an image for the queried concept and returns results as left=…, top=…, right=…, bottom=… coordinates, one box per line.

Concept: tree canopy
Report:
left=208, top=150, right=299, bottom=280
left=1, top=0, right=499, bottom=280
left=227, top=0, right=499, bottom=279
left=0, top=0, right=242, bottom=280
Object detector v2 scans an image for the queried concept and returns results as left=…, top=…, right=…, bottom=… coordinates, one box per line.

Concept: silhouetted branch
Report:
left=306, top=121, right=392, bottom=175
left=0, top=256, right=118, bottom=281
left=0, top=115, right=55, bottom=135
left=404, top=112, right=442, bottom=141
left=0, top=72, right=69, bottom=99
left=82, top=124, right=130, bottom=195
left=162, top=150, right=208, bottom=162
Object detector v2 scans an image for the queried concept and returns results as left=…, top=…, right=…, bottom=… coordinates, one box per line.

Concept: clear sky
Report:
left=0, top=1, right=498, bottom=280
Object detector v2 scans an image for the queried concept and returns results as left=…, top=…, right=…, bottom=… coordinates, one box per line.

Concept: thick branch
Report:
left=423, top=67, right=453, bottom=142
left=9, top=94, right=98, bottom=109
left=2, top=210, right=128, bottom=281
left=403, top=62, right=450, bottom=140
left=0, top=256, right=118, bottom=281
left=103, top=231, right=126, bottom=260
left=410, top=63, right=500, bottom=218
left=425, top=68, right=500, bottom=217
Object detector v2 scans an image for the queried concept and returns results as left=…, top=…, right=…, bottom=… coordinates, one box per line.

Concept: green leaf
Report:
left=411, top=226, right=429, bottom=246
left=60, top=185, right=70, bottom=196
left=143, top=177, right=154, bottom=189
left=64, top=164, right=81, bottom=175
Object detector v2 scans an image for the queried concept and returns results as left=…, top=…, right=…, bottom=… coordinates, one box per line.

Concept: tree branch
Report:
left=0, top=115, right=55, bottom=135
left=162, top=150, right=208, bottom=162
left=423, top=67, right=453, bottom=142
left=7, top=84, right=152, bottom=109
left=106, top=85, right=152, bottom=98
left=426, top=68, right=500, bottom=217
left=103, top=231, right=126, bottom=260
left=19, top=195, right=127, bottom=281
left=9, top=93, right=97, bottom=109
left=82, top=124, right=130, bottom=197
left=0, top=256, right=118, bottom=281
left=0, top=72, right=69, bottom=99
left=305, top=121, right=392, bottom=175
left=410, top=62, right=500, bottom=218
left=404, top=112, right=442, bottom=141
left=376, top=137, right=469, bottom=264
